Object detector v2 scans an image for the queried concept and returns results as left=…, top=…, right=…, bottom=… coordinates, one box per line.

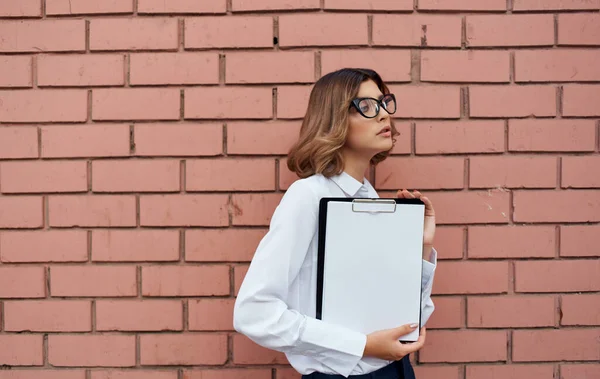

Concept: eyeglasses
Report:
left=350, top=93, right=397, bottom=119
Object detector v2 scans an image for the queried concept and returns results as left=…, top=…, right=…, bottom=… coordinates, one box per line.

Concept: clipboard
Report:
left=316, top=197, right=425, bottom=342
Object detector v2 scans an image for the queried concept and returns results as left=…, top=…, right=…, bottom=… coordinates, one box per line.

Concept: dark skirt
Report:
left=301, top=355, right=416, bottom=379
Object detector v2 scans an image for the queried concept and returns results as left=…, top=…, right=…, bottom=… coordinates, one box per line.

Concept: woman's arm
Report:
left=233, top=181, right=366, bottom=377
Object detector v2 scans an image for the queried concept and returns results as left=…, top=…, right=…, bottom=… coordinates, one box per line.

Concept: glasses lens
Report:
left=357, top=98, right=379, bottom=117
left=381, top=94, right=396, bottom=114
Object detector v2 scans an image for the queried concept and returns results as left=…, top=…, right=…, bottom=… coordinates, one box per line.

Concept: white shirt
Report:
left=233, top=172, right=437, bottom=378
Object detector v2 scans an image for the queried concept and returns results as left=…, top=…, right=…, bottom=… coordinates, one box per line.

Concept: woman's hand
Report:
left=363, top=324, right=426, bottom=361
left=396, top=189, right=436, bottom=261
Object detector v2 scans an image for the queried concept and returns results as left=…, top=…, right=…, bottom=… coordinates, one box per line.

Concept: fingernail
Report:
left=410, top=323, right=418, bottom=328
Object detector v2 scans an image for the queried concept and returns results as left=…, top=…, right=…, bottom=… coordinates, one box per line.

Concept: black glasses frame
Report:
left=350, top=93, right=397, bottom=119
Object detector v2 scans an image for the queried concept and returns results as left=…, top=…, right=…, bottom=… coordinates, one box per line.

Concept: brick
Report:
left=46, top=0, right=133, bottom=14
left=227, top=52, right=314, bottom=84
left=0, top=90, right=87, bottom=123
left=562, top=156, right=600, bottom=188
left=324, top=0, right=412, bottom=10
left=48, top=195, right=136, bottom=227
left=0, top=0, right=41, bottom=17
left=91, top=372, right=176, bottom=379
left=0, top=56, right=32, bottom=87
left=4, top=300, right=91, bottom=332
left=415, top=121, right=505, bottom=155
left=0, top=230, right=87, bottom=263
left=279, top=159, right=301, bottom=190
left=513, top=190, right=600, bottom=223
left=373, top=15, right=462, bottom=47
left=516, top=50, right=600, bottom=82
left=140, top=194, right=229, bottom=227
left=390, top=122, right=412, bottom=155
left=561, top=294, right=600, bottom=326
left=96, top=300, right=183, bottom=331
left=92, top=160, right=179, bottom=192
left=419, top=0, right=506, bottom=11
left=375, top=157, right=464, bottom=190
left=189, top=298, right=235, bottom=331
left=231, top=193, right=283, bottom=226
left=232, top=334, right=289, bottom=364
left=0, top=126, right=38, bottom=159
left=0, top=267, right=45, bottom=298
left=232, top=0, right=319, bottom=11
left=48, top=335, right=135, bottom=367
left=138, top=0, right=226, bottom=13
left=90, top=18, right=178, bottom=51
left=0, top=371, right=86, bottom=379
left=186, top=159, right=275, bottom=191
left=414, top=367, right=461, bottom=379
left=466, top=15, right=554, bottom=47
left=92, top=229, right=179, bottom=262
left=134, top=123, right=222, bottom=156
left=51, top=266, right=137, bottom=297
left=515, top=260, right=600, bottom=293
left=420, top=330, right=507, bottom=363
left=426, top=296, right=464, bottom=329
left=422, top=50, right=510, bottom=83
left=41, top=124, right=130, bottom=158
left=561, top=225, right=600, bottom=257
left=185, top=87, right=272, bottom=119
left=513, top=329, right=600, bottom=361
left=469, top=85, right=556, bottom=118
left=428, top=190, right=510, bottom=224
left=227, top=121, right=300, bottom=155
left=185, top=228, right=265, bottom=262
left=183, top=369, right=271, bottom=379
left=321, top=50, right=411, bottom=82
left=234, top=264, right=249, bottom=296
left=468, top=226, right=555, bottom=259
left=389, top=85, right=461, bottom=118
left=277, top=86, right=312, bottom=119
left=0, top=20, right=85, bottom=52
left=513, top=0, right=600, bottom=11
left=279, top=14, right=368, bottom=47
left=559, top=14, right=600, bottom=46
left=130, top=53, right=219, bottom=85
left=466, top=365, right=555, bottom=379
left=0, top=335, right=43, bottom=365
left=0, top=196, right=43, bottom=228
left=560, top=364, right=600, bottom=379
left=432, top=227, right=463, bottom=259
left=93, top=88, right=180, bottom=121
left=1, top=161, right=87, bottom=193
left=469, top=156, right=557, bottom=188
left=509, top=119, right=596, bottom=152
left=185, top=17, right=272, bottom=49
left=468, top=296, right=555, bottom=328
left=38, top=54, right=124, bottom=87
left=434, top=261, right=508, bottom=295
left=140, top=334, right=227, bottom=365
left=563, top=84, right=600, bottom=117
left=142, top=265, right=230, bottom=296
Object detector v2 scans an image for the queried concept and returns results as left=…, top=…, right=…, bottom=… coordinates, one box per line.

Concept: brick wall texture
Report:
left=0, top=0, right=599, bottom=378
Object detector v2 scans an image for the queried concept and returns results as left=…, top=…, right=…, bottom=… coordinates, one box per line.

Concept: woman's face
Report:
left=344, top=79, right=394, bottom=159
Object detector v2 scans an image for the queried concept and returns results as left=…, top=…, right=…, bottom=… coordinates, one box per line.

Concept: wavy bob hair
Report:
left=287, top=68, right=399, bottom=179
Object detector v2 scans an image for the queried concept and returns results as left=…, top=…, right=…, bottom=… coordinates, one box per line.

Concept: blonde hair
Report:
left=287, top=68, right=399, bottom=178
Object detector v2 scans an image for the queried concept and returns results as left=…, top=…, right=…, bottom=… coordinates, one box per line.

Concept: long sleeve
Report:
left=233, top=180, right=367, bottom=377
left=420, top=248, right=438, bottom=326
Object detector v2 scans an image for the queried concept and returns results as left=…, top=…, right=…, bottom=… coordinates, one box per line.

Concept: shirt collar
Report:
left=330, top=171, right=367, bottom=197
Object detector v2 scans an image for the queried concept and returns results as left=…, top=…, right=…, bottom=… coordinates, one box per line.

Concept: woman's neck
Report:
left=342, top=149, right=371, bottom=183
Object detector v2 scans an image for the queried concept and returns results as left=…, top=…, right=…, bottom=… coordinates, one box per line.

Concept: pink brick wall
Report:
left=0, top=0, right=599, bottom=378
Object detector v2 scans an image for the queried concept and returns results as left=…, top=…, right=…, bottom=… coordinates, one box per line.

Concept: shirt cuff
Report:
left=422, top=247, right=437, bottom=288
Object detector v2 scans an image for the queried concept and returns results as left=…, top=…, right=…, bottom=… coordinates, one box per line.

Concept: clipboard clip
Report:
left=351, top=199, right=397, bottom=213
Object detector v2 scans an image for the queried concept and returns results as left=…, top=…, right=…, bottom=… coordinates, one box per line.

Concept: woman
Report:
left=233, top=68, right=437, bottom=379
